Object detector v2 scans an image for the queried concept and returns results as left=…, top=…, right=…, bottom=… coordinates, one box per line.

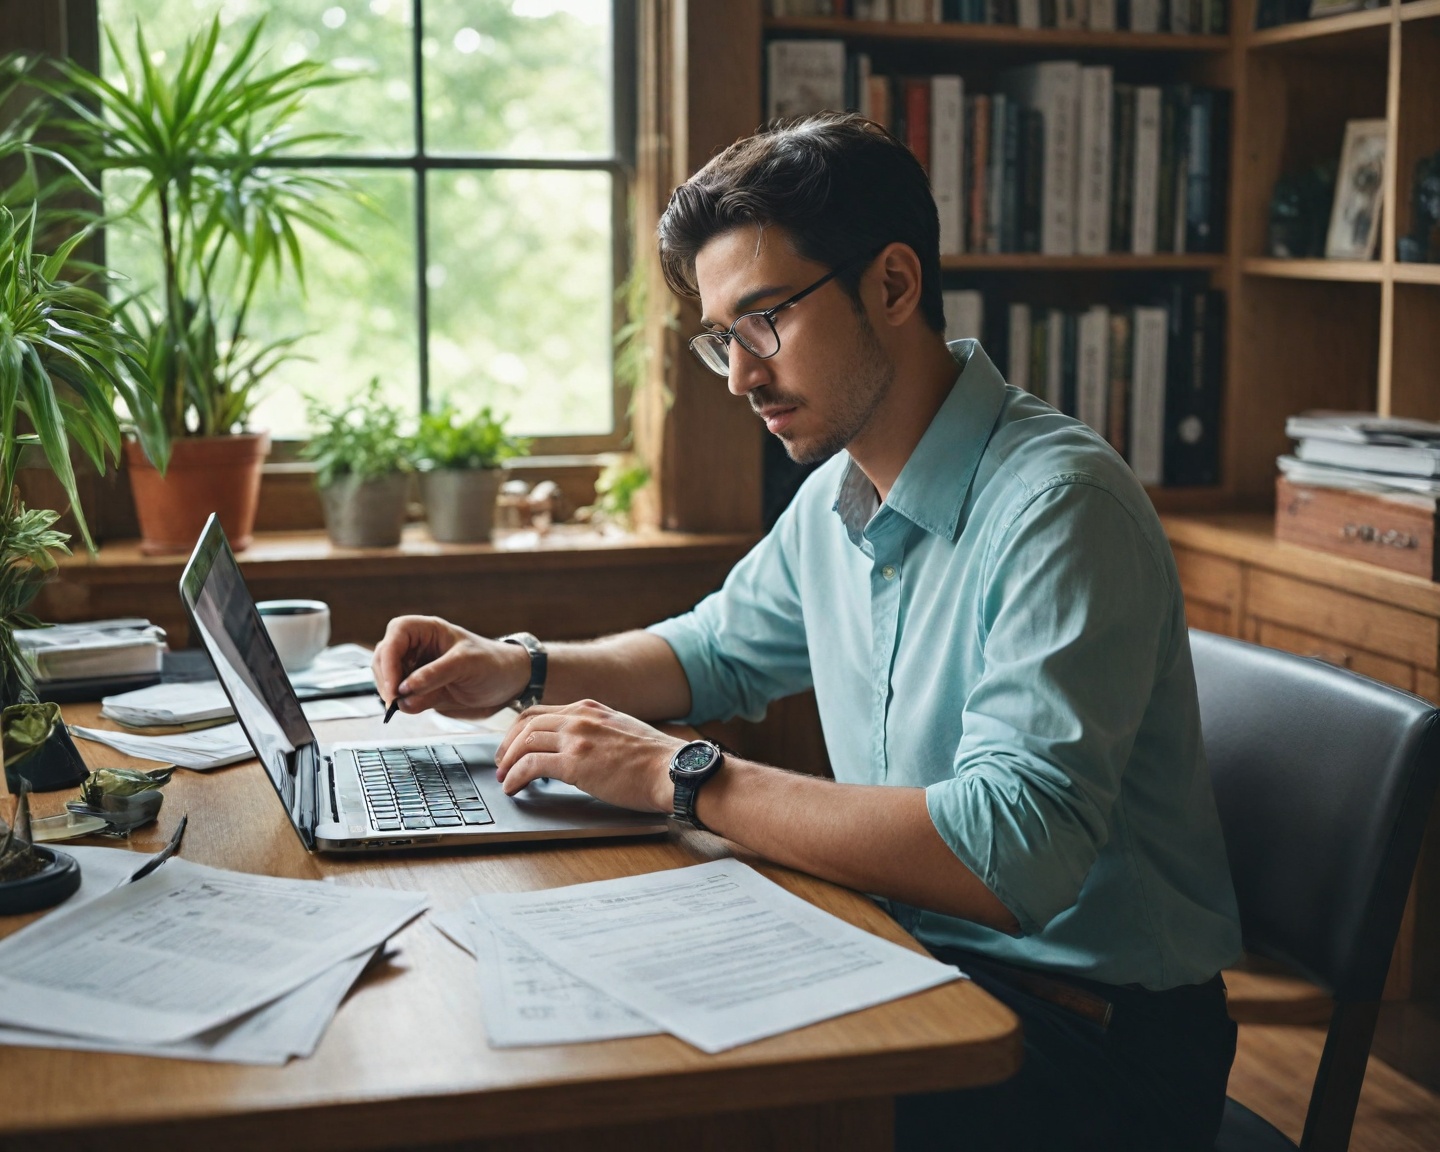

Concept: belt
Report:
left=957, top=953, right=1115, bottom=1030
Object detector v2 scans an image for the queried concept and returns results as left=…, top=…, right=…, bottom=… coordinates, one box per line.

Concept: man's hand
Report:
left=371, top=615, right=530, bottom=718
left=494, top=700, right=683, bottom=813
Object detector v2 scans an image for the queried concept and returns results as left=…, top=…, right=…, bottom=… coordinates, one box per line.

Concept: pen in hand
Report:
left=383, top=695, right=406, bottom=724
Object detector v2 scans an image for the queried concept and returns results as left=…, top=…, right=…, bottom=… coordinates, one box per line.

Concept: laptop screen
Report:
left=179, top=515, right=319, bottom=843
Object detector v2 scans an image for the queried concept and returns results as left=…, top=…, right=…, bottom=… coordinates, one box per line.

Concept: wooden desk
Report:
left=0, top=708, right=1021, bottom=1151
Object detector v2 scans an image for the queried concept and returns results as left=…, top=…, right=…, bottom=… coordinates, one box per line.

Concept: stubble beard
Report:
left=756, top=315, right=896, bottom=466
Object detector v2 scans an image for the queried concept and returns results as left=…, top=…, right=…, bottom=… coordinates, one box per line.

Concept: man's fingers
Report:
left=498, top=752, right=563, bottom=796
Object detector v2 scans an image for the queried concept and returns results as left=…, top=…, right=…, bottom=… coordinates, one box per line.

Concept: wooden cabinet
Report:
left=1166, top=511, right=1440, bottom=1076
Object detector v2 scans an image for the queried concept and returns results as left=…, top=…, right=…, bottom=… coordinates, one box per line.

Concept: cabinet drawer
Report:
left=1251, top=620, right=1416, bottom=694
left=1174, top=547, right=1242, bottom=637
left=1246, top=569, right=1439, bottom=672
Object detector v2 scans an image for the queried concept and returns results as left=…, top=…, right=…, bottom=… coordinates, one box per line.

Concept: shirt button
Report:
left=881, top=565, right=897, bottom=580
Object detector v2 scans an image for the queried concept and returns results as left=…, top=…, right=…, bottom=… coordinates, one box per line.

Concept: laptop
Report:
left=179, top=514, right=671, bottom=852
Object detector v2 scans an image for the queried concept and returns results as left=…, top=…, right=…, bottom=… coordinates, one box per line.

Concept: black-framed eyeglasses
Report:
left=688, top=254, right=869, bottom=377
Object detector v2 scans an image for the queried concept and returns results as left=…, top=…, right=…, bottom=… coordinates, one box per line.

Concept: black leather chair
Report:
left=1190, top=629, right=1440, bottom=1152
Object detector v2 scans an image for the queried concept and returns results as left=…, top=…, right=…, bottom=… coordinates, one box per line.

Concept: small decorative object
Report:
left=303, top=379, right=415, bottom=549
left=0, top=781, right=82, bottom=915
left=414, top=404, right=530, bottom=543
left=1325, top=119, right=1388, bottom=261
left=66, top=766, right=173, bottom=834
left=256, top=600, right=331, bottom=672
left=1, top=702, right=88, bottom=793
left=1268, top=161, right=1337, bottom=259
left=1398, top=150, right=1440, bottom=264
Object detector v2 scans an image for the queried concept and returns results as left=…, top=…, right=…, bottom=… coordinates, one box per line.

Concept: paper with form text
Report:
left=433, top=909, right=659, bottom=1047
left=0, top=858, right=426, bottom=1045
left=470, top=858, right=962, bottom=1053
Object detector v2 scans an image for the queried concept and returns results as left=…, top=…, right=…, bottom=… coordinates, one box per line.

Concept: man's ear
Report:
left=871, top=242, right=923, bottom=329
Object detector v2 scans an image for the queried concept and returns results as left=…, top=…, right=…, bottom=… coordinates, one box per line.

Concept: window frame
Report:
left=84, top=0, right=638, bottom=456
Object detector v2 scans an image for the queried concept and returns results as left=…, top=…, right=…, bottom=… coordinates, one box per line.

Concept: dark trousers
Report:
left=895, top=948, right=1237, bottom=1152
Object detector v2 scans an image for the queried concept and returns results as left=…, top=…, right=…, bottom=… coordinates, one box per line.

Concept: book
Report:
left=1186, top=88, right=1230, bottom=253
left=1000, top=96, right=1022, bottom=253
left=1131, top=86, right=1162, bottom=255
left=1077, top=304, right=1111, bottom=437
left=931, top=75, right=965, bottom=255
left=987, top=93, right=1007, bottom=253
left=1129, top=305, right=1169, bottom=486
left=1008, top=302, right=1033, bottom=391
left=1163, top=287, right=1223, bottom=485
left=1155, top=84, right=1189, bottom=254
left=1294, top=439, right=1440, bottom=478
left=766, top=41, right=846, bottom=122
left=1110, top=84, right=1136, bottom=253
left=1077, top=66, right=1114, bottom=256
left=1045, top=309, right=1066, bottom=411
left=1284, top=412, right=1440, bottom=445
left=1130, top=0, right=1162, bottom=30
left=1107, top=309, right=1132, bottom=454
left=15, top=619, right=166, bottom=683
left=969, top=94, right=990, bottom=255
left=1000, top=61, right=1081, bottom=255
left=1089, top=0, right=1118, bottom=28
left=943, top=289, right=985, bottom=342
left=904, top=77, right=931, bottom=169
left=1019, top=107, right=1045, bottom=253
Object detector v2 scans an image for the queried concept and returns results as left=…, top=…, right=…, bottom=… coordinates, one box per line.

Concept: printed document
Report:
left=70, top=722, right=254, bottom=770
left=470, top=858, right=961, bottom=1053
left=433, top=909, right=659, bottom=1047
left=0, top=857, right=426, bottom=1045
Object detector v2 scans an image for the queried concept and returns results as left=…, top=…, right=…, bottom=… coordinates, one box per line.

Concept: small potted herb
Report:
left=413, top=404, right=529, bottom=544
left=303, top=380, right=414, bottom=548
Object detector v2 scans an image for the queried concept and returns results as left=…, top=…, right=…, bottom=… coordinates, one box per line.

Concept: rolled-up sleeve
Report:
left=926, top=478, right=1172, bottom=936
left=648, top=505, right=814, bottom=725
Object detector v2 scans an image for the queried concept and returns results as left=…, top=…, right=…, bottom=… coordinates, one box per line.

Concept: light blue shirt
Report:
left=649, top=340, right=1242, bottom=990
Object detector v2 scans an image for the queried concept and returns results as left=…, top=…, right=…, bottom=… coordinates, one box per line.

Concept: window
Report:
left=99, top=0, right=635, bottom=450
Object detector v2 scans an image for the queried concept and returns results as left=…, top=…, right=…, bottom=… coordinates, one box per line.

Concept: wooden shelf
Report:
left=1241, top=257, right=1387, bottom=282
left=1401, top=0, right=1440, bottom=22
left=764, top=17, right=1230, bottom=52
left=1394, top=262, right=1440, bottom=285
left=1247, top=8, right=1395, bottom=51
left=940, top=253, right=1225, bottom=271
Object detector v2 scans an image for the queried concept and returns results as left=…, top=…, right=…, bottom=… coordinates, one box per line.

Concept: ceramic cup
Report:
left=256, top=599, right=331, bottom=672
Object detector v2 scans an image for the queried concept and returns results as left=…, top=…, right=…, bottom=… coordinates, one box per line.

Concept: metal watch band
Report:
left=670, top=740, right=723, bottom=832
left=672, top=776, right=707, bottom=832
left=500, top=632, right=547, bottom=710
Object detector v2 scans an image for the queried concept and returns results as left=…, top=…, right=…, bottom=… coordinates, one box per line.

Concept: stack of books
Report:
left=770, top=0, right=1229, bottom=34
left=15, top=618, right=167, bottom=701
left=941, top=284, right=1223, bottom=487
left=1280, top=413, right=1440, bottom=498
left=766, top=49, right=1230, bottom=257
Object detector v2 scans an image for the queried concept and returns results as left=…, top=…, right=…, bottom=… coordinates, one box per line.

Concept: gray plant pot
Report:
left=422, top=467, right=504, bottom=544
left=321, top=473, right=410, bottom=548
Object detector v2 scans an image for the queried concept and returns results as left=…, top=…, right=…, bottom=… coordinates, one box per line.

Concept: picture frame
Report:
left=1325, top=119, right=1388, bottom=261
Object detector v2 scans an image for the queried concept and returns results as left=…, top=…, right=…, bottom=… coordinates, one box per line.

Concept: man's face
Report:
left=693, top=226, right=894, bottom=465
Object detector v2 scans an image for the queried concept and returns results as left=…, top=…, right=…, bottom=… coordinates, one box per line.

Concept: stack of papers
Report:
left=290, top=644, right=377, bottom=698
left=17, top=619, right=166, bottom=698
left=0, top=854, right=426, bottom=1064
left=70, top=722, right=255, bottom=770
left=1281, top=411, right=1440, bottom=497
left=436, top=858, right=961, bottom=1053
left=99, top=682, right=386, bottom=730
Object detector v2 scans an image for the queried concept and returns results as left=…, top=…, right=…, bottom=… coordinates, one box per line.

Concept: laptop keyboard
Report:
left=355, top=745, right=495, bottom=832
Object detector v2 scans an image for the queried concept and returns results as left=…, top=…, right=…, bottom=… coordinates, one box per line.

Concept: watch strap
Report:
left=672, top=775, right=706, bottom=832
left=500, top=632, right=547, bottom=710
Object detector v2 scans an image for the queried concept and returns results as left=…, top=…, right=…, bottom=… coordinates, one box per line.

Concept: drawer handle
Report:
left=1341, top=523, right=1419, bottom=550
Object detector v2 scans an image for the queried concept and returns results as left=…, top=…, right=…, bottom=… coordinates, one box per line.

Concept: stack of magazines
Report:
left=1279, top=412, right=1440, bottom=499
left=15, top=618, right=166, bottom=701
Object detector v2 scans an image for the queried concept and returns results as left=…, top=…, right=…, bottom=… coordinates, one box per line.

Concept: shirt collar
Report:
left=831, top=339, right=1006, bottom=542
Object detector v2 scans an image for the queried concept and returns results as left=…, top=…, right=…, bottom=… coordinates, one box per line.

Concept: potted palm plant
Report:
left=303, top=379, right=415, bottom=549
left=414, top=404, right=530, bottom=543
left=38, top=17, right=354, bottom=554
left=0, top=204, right=142, bottom=716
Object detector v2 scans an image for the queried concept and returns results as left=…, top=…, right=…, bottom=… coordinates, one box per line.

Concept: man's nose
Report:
left=726, top=340, right=771, bottom=398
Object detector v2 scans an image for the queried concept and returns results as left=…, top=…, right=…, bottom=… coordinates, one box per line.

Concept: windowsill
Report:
left=54, top=523, right=758, bottom=578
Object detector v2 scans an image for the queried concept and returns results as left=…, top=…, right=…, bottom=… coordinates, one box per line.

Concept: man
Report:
left=373, top=113, right=1242, bottom=1151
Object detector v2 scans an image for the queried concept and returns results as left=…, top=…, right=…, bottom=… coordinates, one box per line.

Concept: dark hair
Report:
left=657, top=112, right=945, bottom=334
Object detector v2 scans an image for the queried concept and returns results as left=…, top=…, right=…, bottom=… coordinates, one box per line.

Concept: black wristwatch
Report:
left=669, top=739, right=724, bottom=831
left=500, top=632, right=547, bottom=710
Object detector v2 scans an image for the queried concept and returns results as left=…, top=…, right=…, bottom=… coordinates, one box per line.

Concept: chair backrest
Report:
left=1190, top=629, right=1440, bottom=1152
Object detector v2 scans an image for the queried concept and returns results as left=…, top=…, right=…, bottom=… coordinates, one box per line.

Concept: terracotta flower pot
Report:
left=124, top=433, right=270, bottom=555
left=320, top=473, right=410, bottom=548
left=421, top=467, right=504, bottom=543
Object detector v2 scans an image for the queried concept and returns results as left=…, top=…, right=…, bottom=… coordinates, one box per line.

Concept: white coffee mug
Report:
left=256, top=600, right=331, bottom=672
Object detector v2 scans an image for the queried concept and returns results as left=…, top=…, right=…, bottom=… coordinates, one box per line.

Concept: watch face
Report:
left=674, top=742, right=716, bottom=775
